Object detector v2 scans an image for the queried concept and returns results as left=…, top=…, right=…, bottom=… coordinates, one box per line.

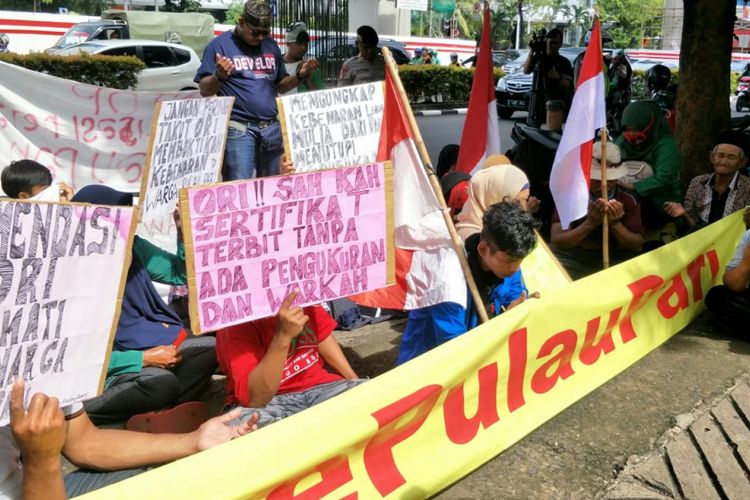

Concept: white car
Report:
left=53, top=39, right=201, bottom=92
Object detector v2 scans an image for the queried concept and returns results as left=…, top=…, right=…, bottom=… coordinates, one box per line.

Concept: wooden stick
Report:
left=381, top=47, right=490, bottom=323
left=600, top=128, right=610, bottom=269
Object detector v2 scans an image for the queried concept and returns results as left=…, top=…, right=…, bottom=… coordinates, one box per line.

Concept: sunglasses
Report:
left=249, top=28, right=269, bottom=37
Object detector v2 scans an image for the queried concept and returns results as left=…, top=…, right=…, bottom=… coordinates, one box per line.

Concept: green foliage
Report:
left=225, top=0, right=244, bottom=25
left=629, top=70, right=739, bottom=100
left=398, top=64, right=504, bottom=105
left=597, top=0, right=664, bottom=49
left=0, top=52, right=144, bottom=90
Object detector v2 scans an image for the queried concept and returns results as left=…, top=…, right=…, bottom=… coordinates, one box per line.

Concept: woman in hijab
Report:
left=72, top=185, right=217, bottom=426
left=615, top=100, right=682, bottom=229
left=456, top=162, right=533, bottom=241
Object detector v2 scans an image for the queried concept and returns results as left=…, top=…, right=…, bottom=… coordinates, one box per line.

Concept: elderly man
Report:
left=338, top=25, right=385, bottom=86
left=664, top=130, right=750, bottom=231
left=281, top=21, right=324, bottom=95
left=196, top=1, right=318, bottom=180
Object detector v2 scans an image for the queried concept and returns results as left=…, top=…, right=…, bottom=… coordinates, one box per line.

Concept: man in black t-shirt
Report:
left=523, top=29, right=573, bottom=126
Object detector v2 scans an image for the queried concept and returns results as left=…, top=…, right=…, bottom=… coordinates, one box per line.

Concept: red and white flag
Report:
left=549, top=16, right=607, bottom=229
left=455, top=2, right=500, bottom=174
left=350, top=71, right=466, bottom=310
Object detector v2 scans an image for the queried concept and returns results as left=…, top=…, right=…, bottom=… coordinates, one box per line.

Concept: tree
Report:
left=676, top=0, right=736, bottom=181
left=597, top=0, right=664, bottom=48
left=569, top=4, right=591, bottom=46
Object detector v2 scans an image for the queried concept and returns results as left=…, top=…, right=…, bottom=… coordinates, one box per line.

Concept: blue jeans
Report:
left=227, top=379, right=365, bottom=428
left=223, top=120, right=283, bottom=180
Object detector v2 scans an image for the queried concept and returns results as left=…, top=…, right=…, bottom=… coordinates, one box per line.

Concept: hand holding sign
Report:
left=275, top=289, right=309, bottom=341
left=215, top=54, right=235, bottom=82
left=10, top=379, right=67, bottom=466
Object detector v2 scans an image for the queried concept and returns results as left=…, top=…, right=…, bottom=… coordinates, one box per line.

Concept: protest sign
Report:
left=85, top=198, right=746, bottom=500
left=138, top=97, right=233, bottom=248
left=277, top=82, right=385, bottom=173
left=180, top=162, right=394, bottom=334
left=0, top=200, right=136, bottom=425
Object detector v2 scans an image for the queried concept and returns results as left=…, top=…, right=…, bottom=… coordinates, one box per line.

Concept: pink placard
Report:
left=184, top=162, right=390, bottom=332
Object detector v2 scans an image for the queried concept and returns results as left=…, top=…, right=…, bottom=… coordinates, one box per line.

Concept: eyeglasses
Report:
left=249, top=28, right=269, bottom=37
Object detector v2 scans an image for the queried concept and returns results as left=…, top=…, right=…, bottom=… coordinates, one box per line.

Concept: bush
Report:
left=398, top=64, right=504, bottom=106
left=0, top=52, right=145, bottom=90
left=631, top=69, right=739, bottom=100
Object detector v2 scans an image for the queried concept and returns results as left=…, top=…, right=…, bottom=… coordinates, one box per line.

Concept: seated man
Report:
left=4, top=379, right=256, bottom=499
left=664, top=130, right=750, bottom=232
left=1, top=159, right=73, bottom=201
left=704, top=228, right=750, bottom=335
left=217, top=291, right=364, bottom=428
left=398, top=201, right=539, bottom=365
left=550, top=143, right=645, bottom=280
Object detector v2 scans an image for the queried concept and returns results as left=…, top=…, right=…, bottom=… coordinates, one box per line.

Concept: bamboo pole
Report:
left=600, top=128, right=610, bottom=269
left=381, top=47, right=490, bottom=323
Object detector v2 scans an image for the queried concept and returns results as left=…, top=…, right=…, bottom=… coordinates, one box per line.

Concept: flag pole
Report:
left=600, top=128, right=610, bottom=269
left=381, top=47, right=490, bottom=323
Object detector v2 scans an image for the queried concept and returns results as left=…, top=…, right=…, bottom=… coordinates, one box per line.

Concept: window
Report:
left=142, top=45, right=174, bottom=68
left=173, top=47, right=191, bottom=65
left=102, top=46, right=137, bottom=57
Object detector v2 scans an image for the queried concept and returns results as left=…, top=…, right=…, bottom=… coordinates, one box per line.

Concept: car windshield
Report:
left=55, top=25, right=100, bottom=49
left=54, top=43, right=105, bottom=56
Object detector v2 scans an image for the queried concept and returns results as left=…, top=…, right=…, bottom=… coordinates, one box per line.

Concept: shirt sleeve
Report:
left=195, top=39, right=219, bottom=82
left=305, top=305, right=337, bottom=343
left=133, top=236, right=186, bottom=286
left=431, top=302, right=470, bottom=344
left=496, top=270, right=527, bottom=311
left=633, top=140, right=681, bottom=198
left=218, top=323, right=268, bottom=407
left=107, top=350, right=145, bottom=378
left=727, top=230, right=750, bottom=270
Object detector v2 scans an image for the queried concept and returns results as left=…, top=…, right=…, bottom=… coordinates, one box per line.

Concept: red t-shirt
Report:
left=216, top=306, right=342, bottom=406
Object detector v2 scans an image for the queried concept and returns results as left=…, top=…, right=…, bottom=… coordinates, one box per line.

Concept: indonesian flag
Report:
left=350, top=71, right=466, bottom=310
left=455, top=1, right=500, bottom=174
left=549, top=16, right=607, bottom=230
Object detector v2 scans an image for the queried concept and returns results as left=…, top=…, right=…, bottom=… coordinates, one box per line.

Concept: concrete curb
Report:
left=413, top=108, right=468, bottom=116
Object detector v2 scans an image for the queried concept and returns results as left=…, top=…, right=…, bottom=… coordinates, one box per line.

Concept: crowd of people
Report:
left=2, top=0, right=750, bottom=497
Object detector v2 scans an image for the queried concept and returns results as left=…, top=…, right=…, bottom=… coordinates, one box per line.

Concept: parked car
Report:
left=53, top=39, right=201, bottom=92
left=495, top=47, right=609, bottom=119
left=492, top=49, right=521, bottom=68
left=500, top=49, right=529, bottom=74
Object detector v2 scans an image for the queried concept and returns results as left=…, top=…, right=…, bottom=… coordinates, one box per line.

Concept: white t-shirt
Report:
left=1, top=403, right=83, bottom=500
left=281, top=60, right=301, bottom=96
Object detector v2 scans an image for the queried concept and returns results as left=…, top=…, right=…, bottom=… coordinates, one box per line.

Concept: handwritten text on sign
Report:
left=279, top=82, right=384, bottom=172
left=0, top=201, right=134, bottom=424
left=185, top=163, right=390, bottom=332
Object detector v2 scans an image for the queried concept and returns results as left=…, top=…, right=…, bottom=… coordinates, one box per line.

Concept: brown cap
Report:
left=243, top=1, right=272, bottom=28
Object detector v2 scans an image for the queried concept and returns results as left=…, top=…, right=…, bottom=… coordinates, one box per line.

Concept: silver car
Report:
left=53, top=39, right=201, bottom=92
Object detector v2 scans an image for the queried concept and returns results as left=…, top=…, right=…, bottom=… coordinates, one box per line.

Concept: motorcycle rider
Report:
left=645, top=64, right=676, bottom=130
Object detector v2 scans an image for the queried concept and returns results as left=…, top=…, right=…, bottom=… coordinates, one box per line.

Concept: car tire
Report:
left=498, top=108, right=514, bottom=119
left=736, top=97, right=745, bottom=112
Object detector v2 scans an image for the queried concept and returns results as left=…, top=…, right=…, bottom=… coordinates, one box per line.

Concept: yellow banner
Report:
left=83, top=213, right=744, bottom=499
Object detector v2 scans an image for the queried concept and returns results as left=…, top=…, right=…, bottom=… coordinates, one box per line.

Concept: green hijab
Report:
left=617, top=100, right=673, bottom=160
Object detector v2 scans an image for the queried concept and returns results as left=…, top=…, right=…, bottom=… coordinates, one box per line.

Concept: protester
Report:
left=435, top=144, right=470, bottom=219
left=523, top=28, right=573, bottom=119
left=1, top=159, right=73, bottom=201
left=71, top=185, right=217, bottom=426
left=338, top=25, right=385, bottom=86
left=397, top=201, right=539, bottom=364
left=615, top=100, right=682, bottom=230
left=421, top=49, right=433, bottom=65
left=664, top=130, right=750, bottom=232
left=550, top=143, right=645, bottom=279
left=216, top=290, right=364, bottom=428
left=196, top=0, right=318, bottom=180
left=456, top=162, right=533, bottom=241
left=281, top=21, right=324, bottom=95
left=3, top=378, right=256, bottom=498
left=704, top=228, right=750, bottom=336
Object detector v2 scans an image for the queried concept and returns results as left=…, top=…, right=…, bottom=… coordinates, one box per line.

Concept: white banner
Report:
left=0, top=61, right=199, bottom=252
left=0, top=200, right=136, bottom=425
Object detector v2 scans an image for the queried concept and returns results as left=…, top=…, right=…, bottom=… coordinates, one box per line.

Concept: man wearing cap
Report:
left=550, top=142, right=645, bottom=279
left=196, top=0, right=318, bottom=180
left=338, top=25, right=385, bottom=86
left=281, top=21, right=324, bottom=95
left=664, top=130, right=750, bottom=231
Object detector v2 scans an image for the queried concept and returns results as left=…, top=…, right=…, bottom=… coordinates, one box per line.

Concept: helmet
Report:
left=645, top=64, right=671, bottom=91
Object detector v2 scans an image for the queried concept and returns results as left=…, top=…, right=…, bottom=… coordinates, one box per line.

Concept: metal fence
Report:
left=275, top=0, right=350, bottom=83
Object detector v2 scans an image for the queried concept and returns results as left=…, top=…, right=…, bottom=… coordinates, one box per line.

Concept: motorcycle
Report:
left=0, top=33, right=9, bottom=54
left=735, top=76, right=750, bottom=112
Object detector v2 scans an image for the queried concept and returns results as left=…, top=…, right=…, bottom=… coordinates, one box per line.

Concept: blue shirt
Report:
left=396, top=269, right=527, bottom=365
left=727, top=229, right=750, bottom=270
left=196, top=31, right=287, bottom=122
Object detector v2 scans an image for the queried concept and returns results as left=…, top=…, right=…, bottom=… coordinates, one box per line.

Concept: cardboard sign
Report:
left=181, top=162, right=395, bottom=334
left=0, top=200, right=136, bottom=424
left=138, top=97, right=233, bottom=251
left=277, top=82, right=385, bottom=173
